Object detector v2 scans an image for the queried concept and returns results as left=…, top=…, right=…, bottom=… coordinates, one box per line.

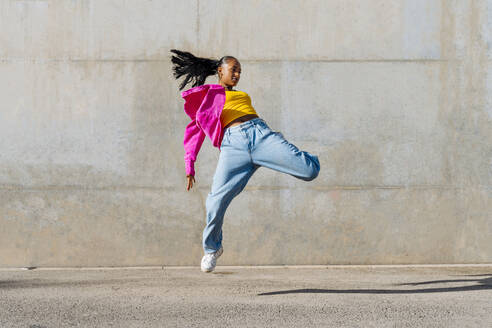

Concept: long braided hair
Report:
left=170, top=49, right=236, bottom=91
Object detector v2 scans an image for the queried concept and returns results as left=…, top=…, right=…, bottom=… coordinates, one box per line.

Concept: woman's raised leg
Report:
left=252, top=124, right=320, bottom=181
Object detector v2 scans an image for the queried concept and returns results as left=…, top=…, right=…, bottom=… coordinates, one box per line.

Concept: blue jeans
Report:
left=203, top=117, right=320, bottom=253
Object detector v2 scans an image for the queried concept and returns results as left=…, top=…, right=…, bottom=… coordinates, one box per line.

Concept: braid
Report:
left=170, top=49, right=218, bottom=90
left=170, top=49, right=236, bottom=90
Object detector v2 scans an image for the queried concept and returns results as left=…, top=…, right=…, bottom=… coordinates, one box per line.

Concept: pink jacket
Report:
left=181, top=84, right=226, bottom=176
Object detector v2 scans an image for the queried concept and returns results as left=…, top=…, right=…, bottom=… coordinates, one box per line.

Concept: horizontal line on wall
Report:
left=0, top=184, right=488, bottom=192
left=0, top=58, right=464, bottom=64
left=245, top=184, right=488, bottom=191
left=245, top=58, right=454, bottom=63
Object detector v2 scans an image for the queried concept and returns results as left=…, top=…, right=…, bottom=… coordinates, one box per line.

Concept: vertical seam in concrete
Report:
left=438, top=0, right=460, bottom=184
left=467, top=0, right=488, bottom=133
left=462, top=0, right=490, bottom=260
left=439, top=0, right=461, bottom=261
left=196, top=0, right=200, bottom=54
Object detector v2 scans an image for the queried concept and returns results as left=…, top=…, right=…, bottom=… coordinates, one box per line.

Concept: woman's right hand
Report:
left=186, top=175, right=195, bottom=191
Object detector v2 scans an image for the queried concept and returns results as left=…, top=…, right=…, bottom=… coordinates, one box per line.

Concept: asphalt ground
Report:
left=0, top=265, right=491, bottom=327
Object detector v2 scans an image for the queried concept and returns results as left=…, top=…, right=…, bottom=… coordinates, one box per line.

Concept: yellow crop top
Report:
left=220, top=90, right=258, bottom=128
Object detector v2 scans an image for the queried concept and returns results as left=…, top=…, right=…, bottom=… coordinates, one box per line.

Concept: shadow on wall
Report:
left=257, top=273, right=492, bottom=295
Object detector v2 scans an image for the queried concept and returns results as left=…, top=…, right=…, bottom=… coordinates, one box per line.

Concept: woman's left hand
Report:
left=186, top=175, right=195, bottom=191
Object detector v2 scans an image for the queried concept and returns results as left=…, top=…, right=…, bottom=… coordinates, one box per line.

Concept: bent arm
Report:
left=183, top=118, right=206, bottom=176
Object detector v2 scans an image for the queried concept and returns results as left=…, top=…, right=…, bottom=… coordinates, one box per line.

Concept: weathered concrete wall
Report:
left=0, top=0, right=490, bottom=267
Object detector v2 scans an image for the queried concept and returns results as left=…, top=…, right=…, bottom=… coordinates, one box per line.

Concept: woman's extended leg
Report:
left=252, top=123, right=320, bottom=181
left=203, top=133, right=259, bottom=253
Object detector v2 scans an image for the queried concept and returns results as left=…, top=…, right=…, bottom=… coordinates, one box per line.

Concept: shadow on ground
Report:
left=257, top=273, right=492, bottom=296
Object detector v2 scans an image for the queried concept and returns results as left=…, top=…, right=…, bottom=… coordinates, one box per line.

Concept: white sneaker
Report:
left=200, top=246, right=223, bottom=272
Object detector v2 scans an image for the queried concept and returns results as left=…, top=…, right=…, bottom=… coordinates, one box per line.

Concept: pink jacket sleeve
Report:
left=181, top=84, right=224, bottom=177
left=183, top=117, right=206, bottom=176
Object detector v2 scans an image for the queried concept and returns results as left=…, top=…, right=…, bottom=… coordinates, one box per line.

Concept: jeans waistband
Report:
left=225, top=117, right=265, bottom=133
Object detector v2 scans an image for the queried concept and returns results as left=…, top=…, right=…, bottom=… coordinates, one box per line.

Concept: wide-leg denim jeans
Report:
left=203, top=117, right=320, bottom=253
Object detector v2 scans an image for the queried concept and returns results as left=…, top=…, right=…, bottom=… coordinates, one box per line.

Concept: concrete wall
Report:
left=0, top=0, right=490, bottom=267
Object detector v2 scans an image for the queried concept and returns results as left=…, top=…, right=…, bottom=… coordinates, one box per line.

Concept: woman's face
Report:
left=218, top=58, right=241, bottom=89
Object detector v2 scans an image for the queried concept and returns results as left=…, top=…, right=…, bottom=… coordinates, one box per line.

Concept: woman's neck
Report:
left=219, top=82, right=235, bottom=91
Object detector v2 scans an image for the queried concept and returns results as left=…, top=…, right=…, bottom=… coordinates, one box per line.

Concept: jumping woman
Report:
left=170, top=49, right=320, bottom=272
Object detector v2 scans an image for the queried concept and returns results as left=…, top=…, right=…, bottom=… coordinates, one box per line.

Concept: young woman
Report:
left=170, top=49, right=320, bottom=272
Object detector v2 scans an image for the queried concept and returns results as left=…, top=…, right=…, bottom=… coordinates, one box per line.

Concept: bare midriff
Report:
left=223, top=113, right=259, bottom=129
